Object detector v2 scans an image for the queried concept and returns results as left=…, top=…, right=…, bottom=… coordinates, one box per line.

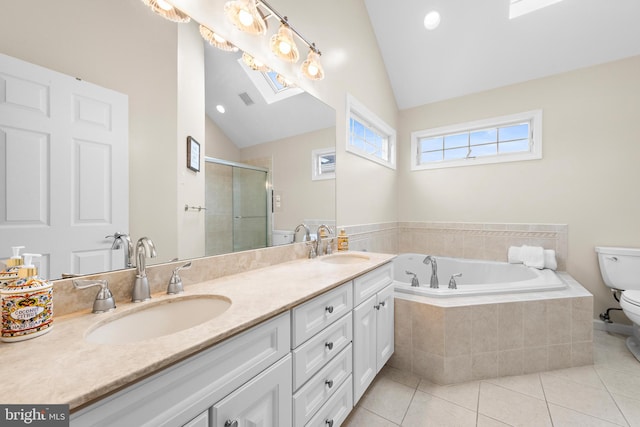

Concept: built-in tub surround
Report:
left=390, top=272, right=593, bottom=384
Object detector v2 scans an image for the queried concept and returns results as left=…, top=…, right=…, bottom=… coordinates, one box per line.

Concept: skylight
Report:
left=509, top=0, right=564, bottom=19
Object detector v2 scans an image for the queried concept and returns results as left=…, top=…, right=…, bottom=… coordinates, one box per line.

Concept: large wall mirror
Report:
left=0, top=0, right=336, bottom=280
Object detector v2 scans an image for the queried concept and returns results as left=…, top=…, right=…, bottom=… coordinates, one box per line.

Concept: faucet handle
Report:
left=73, top=279, right=116, bottom=313
left=449, top=273, right=462, bottom=289
left=405, top=270, right=419, bottom=287
left=167, top=261, right=192, bottom=294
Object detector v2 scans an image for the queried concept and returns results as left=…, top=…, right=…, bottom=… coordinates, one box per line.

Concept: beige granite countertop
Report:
left=0, top=251, right=395, bottom=411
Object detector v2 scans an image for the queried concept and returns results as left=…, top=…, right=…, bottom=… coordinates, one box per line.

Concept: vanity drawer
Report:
left=292, top=312, right=352, bottom=390
left=292, top=281, right=353, bottom=347
left=293, top=344, right=352, bottom=427
left=305, top=375, right=353, bottom=427
left=353, top=262, right=393, bottom=306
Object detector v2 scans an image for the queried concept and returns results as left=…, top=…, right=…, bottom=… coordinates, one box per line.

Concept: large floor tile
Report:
left=595, top=366, right=640, bottom=399
left=540, top=371, right=627, bottom=425
left=343, top=407, right=399, bottom=427
left=417, top=378, right=480, bottom=411
left=612, top=393, right=640, bottom=427
left=542, top=365, right=606, bottom=389
left=478, top=382, right=552, bottom=427
left=402, top=390, right=477, bottom=427
left=476, top=414, right=511, bottom=426
left=483, top=373, right=545, bottom=399
left=359, top=376, right=416, bottom=425
left=379, top=365, right=421, bottom=389
left=548, top=403, right=627, bottom=427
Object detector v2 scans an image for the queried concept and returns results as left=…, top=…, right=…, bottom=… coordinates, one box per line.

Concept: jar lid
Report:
left=1, top=276, right=52, bottom=294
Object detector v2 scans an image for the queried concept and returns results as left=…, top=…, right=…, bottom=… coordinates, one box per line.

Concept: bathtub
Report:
left=394, top=253, right=566, bottom=297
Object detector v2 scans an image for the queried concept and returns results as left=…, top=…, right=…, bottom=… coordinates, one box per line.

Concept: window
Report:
left=411, top=110, right=542, bottom=170
left=311, top=148, right=335, bottom=181
left=346, top=94, right=396, bottom=169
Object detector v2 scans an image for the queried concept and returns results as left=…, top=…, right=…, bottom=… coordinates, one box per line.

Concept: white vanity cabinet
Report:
left=71, top=312, right=291, bottom=427
left=291, top=281, right=354, bottom=427
left=352, top=263, right=395, bottom=404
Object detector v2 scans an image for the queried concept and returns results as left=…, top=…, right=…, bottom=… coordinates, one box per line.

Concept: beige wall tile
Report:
left=413, top=349, right=446, bottom=384
left=548, top=344, right=572, bottom=370
left=444, top=355, right=473, bottom=384
left=572, top=297, right=594, bottom=343
left=472, top=304, right=499, bottom=353
left=498, top=302, right=524, bottom=350
left=571, top=341, right=594, bottom=367
left=523, top=346, right=548, bottom=374
left=413, top=304, right=444, bottom=356
left=498, top=349, right=524, bottom=377
left=473, top=352, right=499, bottom=380
left=445, top=306, right=472, bottom=356
left=388, top=345, right=412, bottom=372
left=524, top=300, right=548, bottom=348
left=394, top=299, right=413, bottom=349
left=547, top=299, right=571, bottom=345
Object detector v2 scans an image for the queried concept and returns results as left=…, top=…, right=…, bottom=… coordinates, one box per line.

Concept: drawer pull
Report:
left=325, top=305, right=334, bottom=314
left=224, top=420, right=238, bottom=427
left=379, top=301, right=386, bottom=307
left=325, top=341, right=334, bottom=350
left=326, top=420, right=334, bottom=427
left=325, top=379, right=334, bottom=388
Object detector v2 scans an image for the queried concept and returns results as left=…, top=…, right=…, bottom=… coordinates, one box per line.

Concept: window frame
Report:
left=346, top=93, right=397, bottom=170
left=410, top=110, right=543, bottom=171
left=311, top=147, right=336, bottom=181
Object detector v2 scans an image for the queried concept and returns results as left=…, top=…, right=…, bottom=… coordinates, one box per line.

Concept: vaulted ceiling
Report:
left=363, top=0, right=640, bottom=109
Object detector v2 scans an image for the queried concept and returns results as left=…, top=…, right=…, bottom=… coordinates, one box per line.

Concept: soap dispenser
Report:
left=0, top=246, right=25, bottom=287
left=337, top=229, right=349, bottom=252
left=1, top=253, right=54, bottom=342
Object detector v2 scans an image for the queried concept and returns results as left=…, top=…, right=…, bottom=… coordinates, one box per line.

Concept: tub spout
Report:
left=423, top=256, right=439, bottom=288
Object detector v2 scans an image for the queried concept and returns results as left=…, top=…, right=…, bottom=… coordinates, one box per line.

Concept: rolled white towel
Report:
left=508, top=246, right=523, bottom=264
left=544, top=249, right=557, bottom=270
left=521, top=245, right=545, bottom=269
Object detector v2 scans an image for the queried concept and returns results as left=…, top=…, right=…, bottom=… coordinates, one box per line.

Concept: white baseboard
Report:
left=593, top=319, right=633, bottom=336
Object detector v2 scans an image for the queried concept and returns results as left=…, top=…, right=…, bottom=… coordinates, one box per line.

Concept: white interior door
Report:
left=0, top=53, right=128, bottom=279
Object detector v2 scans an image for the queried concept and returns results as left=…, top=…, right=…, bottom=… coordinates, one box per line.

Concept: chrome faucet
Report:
left=316, top=224, right=333, bottom=256
left=73, top=279, right=116, bottom=313
left=294, top=223, right=311, bottom=242
left=132, top=237, right=157, bottom=302
left=106, top=232, right=133, bottom=268
left=167, top=261, right=192, bottom=295
left=423, top=255, right=439, bottom=288
left=449, top=273, right=462, bottom=289
left=406, top=271, right=420, bottom=287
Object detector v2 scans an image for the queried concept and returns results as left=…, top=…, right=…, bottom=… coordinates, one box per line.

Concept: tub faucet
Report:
left=106, top=232, right=133, bottom=268
left=406, top=271, right=420, bottom=287
left=423, top=256, right=439, bottom=288
left=449, top=273, right=462, bottom=289
left=132, top=237, right=157, bottom=302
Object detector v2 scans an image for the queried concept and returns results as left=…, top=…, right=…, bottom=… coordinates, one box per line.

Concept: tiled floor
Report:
left=344, top=330, right=640, bottom=426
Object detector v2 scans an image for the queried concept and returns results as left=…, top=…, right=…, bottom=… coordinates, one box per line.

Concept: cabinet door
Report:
left=352, top=295, right=377, bottom=404
left=376, top=284, right=395, bottom=373
left=183, top=410, right=209, bottom=427
left=213, top=355, right=292, bottom=427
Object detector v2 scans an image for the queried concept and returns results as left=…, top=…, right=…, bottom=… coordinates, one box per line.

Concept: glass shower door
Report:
left=232, top=167, right=268, bottom=252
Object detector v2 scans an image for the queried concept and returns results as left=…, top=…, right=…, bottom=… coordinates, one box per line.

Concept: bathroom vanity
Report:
left=0, top=251, right=394, bottom=427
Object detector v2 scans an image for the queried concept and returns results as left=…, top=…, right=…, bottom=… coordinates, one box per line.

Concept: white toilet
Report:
left=596, top=246, right=640, bottom=361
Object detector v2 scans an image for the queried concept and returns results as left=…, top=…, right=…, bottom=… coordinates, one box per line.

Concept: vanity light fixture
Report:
left=242, top=52, right=270, bottom=72
left=224, top=0, right=267, bottom=35
left=276, top=73, right=295, bottom=88
left=199, top=25, right=239, bottom=52
left=301, top=46, right=324, bottom=80
left=141, top=0, right=190, bottom=23
left=270, top=21, right=299, bottom=63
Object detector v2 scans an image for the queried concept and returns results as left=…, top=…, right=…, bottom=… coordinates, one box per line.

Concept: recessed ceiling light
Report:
left=424, top=11, right=441, bottom=30
left=216, top=105, right=226, bottom=114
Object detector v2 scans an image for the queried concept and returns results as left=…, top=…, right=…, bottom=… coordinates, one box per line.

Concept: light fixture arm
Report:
left=257, top=0, right=321, bottom=55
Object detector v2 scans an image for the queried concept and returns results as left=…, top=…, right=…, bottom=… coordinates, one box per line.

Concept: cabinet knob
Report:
left=325, top=379, right=334, bottom=388
left=374, top=304, right=380, bottom=310
left=224, top=420, right=238, bottom=427
left=379, top=301, right=386, bottom=307
left=325, top=341, right=334, bottom=350
left=326, top=419, right=334, bottom=427
left=325, top=305, right=334, bottom=314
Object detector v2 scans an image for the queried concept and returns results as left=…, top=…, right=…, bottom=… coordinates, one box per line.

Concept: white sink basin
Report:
left=85, top=295, right=231, bottom=344
left=321, top=253, right=370, bottom=264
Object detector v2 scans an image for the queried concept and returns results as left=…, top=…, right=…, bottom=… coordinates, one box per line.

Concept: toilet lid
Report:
left=622, top=290, right=640, bottom=307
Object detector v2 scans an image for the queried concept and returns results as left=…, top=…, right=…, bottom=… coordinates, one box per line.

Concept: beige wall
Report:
left=171, top=0, right=399, bottom=227
left=0, top=0, right=180, bottom=263
left=205, top=116, right=241, bottom=161
left=241, top=127, right=336, bottom=231
left=397, top=56, right=640, bottom=320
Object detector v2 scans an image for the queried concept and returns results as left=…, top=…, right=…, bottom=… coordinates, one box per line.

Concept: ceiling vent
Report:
left=238, top=92, right=255, bottom=106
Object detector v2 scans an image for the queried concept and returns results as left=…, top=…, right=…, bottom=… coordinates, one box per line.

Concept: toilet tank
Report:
left=595, top=246, right=640, bottom=290
left=272, top=230, right=294, bottom=246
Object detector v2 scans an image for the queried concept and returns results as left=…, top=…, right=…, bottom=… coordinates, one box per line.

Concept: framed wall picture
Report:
left=187, top=136, right=200, bottom=172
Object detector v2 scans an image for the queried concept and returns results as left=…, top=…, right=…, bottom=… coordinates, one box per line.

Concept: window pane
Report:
left=444, top=147, right=467, bottom=160
left=499, top=123, right=528, bottom=141
left=470, top=129, right=497, bottom=145
left=470, top=144, right=497, bottom=157
left=420, top=137, right=443, bottom=152
left=350, top=137, right=365, bottom=151
left=444, top=133, right=468, bottom=149
left=351, top=118, right=365, bottom=139
left=421, top=151, right=443, bottom=163
left=499, top=139, right=529, bottom=153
